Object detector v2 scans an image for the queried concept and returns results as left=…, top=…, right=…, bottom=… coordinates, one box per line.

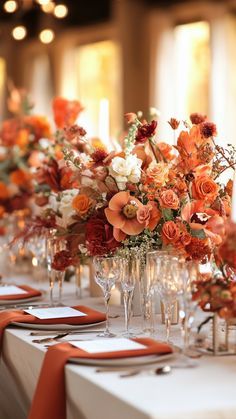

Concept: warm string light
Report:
left=41, top=2, right=55, bottom=13
left=54, top=4, right=68, bottom=18
left=12, top=25, right=27, bottom=40
left=6, top=1, right=68, bottom=42
left=3, top=0, right=17, bottom=13
left=39, top=28, right=55, bottom=44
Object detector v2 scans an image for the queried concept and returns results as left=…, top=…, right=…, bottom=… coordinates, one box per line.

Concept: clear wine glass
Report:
left=120, top=252, right=140, bottom=337
left=155, top=255, right=183, bottom=342
left=93, top=255, right=120, bottom=337
left=178, top=260, right=200, bottom=354
left=45, top=232, right=66, bottom=306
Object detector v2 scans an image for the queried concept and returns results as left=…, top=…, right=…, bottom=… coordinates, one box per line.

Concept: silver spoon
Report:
left=120, top=362, right=198, bottom=378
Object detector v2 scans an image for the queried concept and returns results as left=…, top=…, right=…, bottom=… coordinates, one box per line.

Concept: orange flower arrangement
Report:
left=52, top=97, right=84, bottom=129
left=72, top=194, right=94, bottom=218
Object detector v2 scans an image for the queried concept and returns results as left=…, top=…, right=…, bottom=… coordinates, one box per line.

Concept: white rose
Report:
left=109, top=154, right=142, bottom=189
left=109, top=156, right=131, bottom=178
left=56, top=189, right=79, bottom=228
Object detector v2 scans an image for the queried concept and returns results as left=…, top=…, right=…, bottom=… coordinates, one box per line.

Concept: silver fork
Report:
left=32, top=330, right=105, bottom=343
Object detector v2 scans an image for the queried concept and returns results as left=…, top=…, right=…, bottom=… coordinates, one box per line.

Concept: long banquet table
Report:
left=1, top=274, right=236, bottom=419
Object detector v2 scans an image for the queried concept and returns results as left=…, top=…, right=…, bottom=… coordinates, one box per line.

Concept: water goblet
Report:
left=93, top=255, right=120, bottom=337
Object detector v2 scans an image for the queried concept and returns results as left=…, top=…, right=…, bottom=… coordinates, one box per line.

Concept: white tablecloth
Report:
left=1, top=275, right=236, bottom=419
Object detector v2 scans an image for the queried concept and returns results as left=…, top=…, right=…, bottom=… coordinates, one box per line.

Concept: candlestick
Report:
left=231, top=170, right=236, bottom=223
left=98, top=98, right=110, bottom=150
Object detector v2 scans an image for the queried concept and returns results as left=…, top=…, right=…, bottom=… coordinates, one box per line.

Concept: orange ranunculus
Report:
left=105, top=191, right=146, bottom=240
left=191, top=175, right=219, bottom=204
left=0, top=205, right=5, bottom=218
left=136, top=201, right=161, bottom=231
left=161, top=221, right=180, bottom=244
left=15, top=129, right=29, bottom=148
left=52, top=97, right=84, bottom=129
left=24, top=115, right=51, bottom=141
left=158, top=190, right=179, bottom=210
left=175, top=178, right=188, bottom=194
left=60, top=169, right=77, bottom=190
left=146, top=161, right=169, bottom=188
left=193, top=164, right=212, bottom=178
left=72, top=194, right=94, bottom=217
left=155, top=142, right=175, bottom=162
left=0, top=182, right=9, bottom=199
left=10, top=169, right=31, bottom=186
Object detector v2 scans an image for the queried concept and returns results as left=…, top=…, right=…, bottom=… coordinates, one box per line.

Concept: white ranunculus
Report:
left=109, top=154, right=142, bottom=190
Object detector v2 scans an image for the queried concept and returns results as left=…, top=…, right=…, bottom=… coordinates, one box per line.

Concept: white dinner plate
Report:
left=11, top=320, right=106, bottom=331
left=69, top=352, right=174, bottom=367
left=0, top=296, right=41, bottom=305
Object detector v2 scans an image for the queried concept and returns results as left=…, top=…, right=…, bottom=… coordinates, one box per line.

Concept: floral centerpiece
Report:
left=22, top=108, right=236, bottom=273
left=0, top=86, right=51, bottom=234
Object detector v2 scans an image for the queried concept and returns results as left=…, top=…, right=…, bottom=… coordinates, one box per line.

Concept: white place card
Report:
left=0, top=285, right=28, bottom=296
left=69, top=338, right=147, bottom=354
left=24, top=306, right=87, bottom=320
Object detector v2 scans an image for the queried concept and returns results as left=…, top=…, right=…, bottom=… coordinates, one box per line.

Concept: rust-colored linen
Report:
left=28, top=338, right=173, bottom=419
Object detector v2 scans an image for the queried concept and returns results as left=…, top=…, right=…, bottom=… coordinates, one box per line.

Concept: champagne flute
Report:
left=120, top=252, right=139, bottom=337
left=93, top=255, right=120, bottom=337
left=155, top=255, right=183, bottom=342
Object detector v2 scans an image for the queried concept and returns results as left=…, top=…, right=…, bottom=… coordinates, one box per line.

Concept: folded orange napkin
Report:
left=0, top=285, right=42, bottom=300
left=0, top=306, right=106, bottom=345
left=28, top=339, right=172, bottom=419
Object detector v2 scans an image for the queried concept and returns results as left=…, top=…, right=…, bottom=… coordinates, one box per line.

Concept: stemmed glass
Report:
left=178, top=260, right=199, bottom=353
left=93, top=255, right=120, bottom=337
left=120, top=252, right=139, bottom=337
left=154, top=254, right=183, bottom=342
left=46, top=233, right=66, bottom=306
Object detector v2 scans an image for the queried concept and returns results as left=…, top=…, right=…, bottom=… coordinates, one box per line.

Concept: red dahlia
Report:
left=135, top=120, right=157, bottom=144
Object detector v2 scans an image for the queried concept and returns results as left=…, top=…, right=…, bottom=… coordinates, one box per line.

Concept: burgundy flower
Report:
left=200, top=122, right=217, bottom=138
left=51, top=250, right=74, bottom=271
left=185, top=237, right=211, bottom=262
left=135, top=120, right=157, bottom=144
left=190, top=113, right=207, bottom=125
left=91, top=148, right=109, bottom=167
left=85, top=208, right=121, bottom=256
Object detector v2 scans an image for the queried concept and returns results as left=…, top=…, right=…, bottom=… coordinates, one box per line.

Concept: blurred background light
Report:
left=39, top=29, right=55, bottom=44
left=3, top=0, right=18, bottom=13
left=12, top=25, right=27, bottom=41
left=54, top=4, right=68, bottom=19
left=41, top=2, right=55, bottom=13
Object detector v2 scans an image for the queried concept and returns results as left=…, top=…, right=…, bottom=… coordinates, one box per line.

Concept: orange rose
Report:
left=159, top=190, right=179, bottom=210
left=192, top=175, right=219, bottom=204
left=72, top=194, right=94, bottom=217
left=15, top=129, right=29, bottom=148
left=162, top=221, right=180, bottom=244
left=0, top=182, right=9, bottom=199
left=156, top=142, right=175, bottom=161
left=10, top=169, right=31, bottom=186
left=175, top=178, right=188, bottom=194
left=146, top=161, right=169, bottom=187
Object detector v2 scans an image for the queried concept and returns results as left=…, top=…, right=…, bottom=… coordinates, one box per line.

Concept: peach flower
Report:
left=10, top=169, right=31, bottom=186
left=162, top=221, right=180, bottom=244
left=137, top=201, right=161, bottom=230
left=72, top=194, right=94, bottom=218
left=159, top=190, right=179, bottom=210
left=191, top=175, right=219, bottom=204
left=124, top=112, right=137, bottom=124
left=146, top=161, right=169, bottom=188
left=0, top=182, right=9, bottom=199
left=156, top=142, right=175, bottom=161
